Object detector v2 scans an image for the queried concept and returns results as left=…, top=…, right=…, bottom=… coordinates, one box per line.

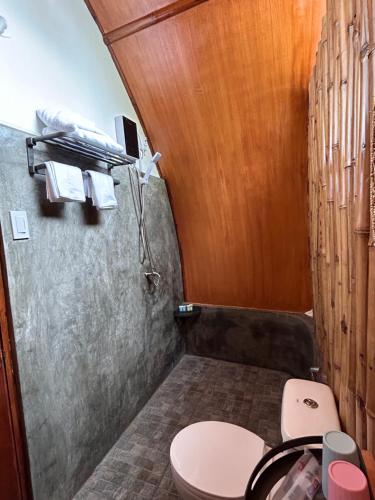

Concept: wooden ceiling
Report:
left=86, top=0, right=325, bottom=312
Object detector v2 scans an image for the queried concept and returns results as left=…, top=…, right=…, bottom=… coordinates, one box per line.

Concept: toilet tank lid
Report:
left=170, top=421, right=265, bottom=499
left=281, top=379, right=341, bottom=441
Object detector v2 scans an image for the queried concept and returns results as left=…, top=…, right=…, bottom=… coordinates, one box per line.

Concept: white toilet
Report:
left=170, top=379, right=341, bottom=500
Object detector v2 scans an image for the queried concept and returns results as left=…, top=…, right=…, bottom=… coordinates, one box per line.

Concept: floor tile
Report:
left=158, top=467, right=178, bottom=495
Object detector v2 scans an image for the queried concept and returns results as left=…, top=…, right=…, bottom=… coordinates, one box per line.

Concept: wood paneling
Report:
left=0, top=347, right=21, bottom=499
left=0, top=259, right=31, bottom=498
left=87, top=0, right=324, bottom=311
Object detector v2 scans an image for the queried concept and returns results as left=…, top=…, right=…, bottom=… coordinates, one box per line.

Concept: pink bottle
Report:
left=328, top=460, right=370, bottom=499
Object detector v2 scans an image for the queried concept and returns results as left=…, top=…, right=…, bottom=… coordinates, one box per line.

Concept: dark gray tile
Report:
left=110, top=444, right=169, bottom=475
left=152, top=490, right=179, bottom=500
left=99, top=459, right=163, bottom=486
left=81, top=477, right=119, bottom=497
left=158, top=467, right=178, bottom=495
left=75, top=490, right=114, bottom=500
left=112, top=475, right=156, bottom=499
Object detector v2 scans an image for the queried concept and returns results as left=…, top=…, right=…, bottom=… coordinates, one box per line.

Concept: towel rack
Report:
left=26, top=131, right=136, bottom=186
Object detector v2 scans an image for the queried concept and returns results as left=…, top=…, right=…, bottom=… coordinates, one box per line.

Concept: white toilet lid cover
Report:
left=170, top=421, right=265, bottom=499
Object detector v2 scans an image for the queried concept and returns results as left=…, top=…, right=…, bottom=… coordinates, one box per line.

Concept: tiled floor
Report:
left=74, top=355, right=291, bottom=500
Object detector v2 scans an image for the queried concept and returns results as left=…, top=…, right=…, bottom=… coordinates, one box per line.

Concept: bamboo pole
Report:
left=312, top=56, right=326, bottom=368
left=318, top=29, right=331, bottom=376
left=351, top=0, right=370, bottom=449
left=367, top=100, right=375, bottom=454
left=366, top=0, right=375, bottom=455
left=339, top=18, right=355, bottom=429
left=328, top=4, right=337, bottom=381
left=334, top=0, right=352, bottom=405
left=328, top=11, right=340, bottom=388
left=324, top=9, right=336, bottom=390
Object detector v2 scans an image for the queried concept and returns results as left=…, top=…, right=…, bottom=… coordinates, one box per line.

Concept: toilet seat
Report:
left=170, top=421, right=265, bottom=500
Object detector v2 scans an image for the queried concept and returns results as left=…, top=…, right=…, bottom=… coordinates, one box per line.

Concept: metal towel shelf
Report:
left=26, top=131, right=137, bottom=186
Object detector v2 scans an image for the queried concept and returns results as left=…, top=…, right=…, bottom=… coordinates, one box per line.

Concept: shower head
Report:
left=141, top=152, right=162, bottom=184
left=151, top=152, right=162, bottom=163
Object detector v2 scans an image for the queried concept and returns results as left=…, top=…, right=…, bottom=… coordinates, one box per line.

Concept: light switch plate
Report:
left=10, top=211, right=30, bottom=240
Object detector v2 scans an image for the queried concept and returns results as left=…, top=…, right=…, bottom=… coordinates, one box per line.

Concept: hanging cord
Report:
left=128, top=143, right=161, bottom=288
left=128, top=166, right=146, bottom=264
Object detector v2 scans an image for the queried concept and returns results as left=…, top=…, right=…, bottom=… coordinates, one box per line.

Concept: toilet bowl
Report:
left=170, top=379, right=341, bottom=500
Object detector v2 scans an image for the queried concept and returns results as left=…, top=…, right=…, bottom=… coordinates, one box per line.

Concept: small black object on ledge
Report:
left=174, top=305, right=202, bottom=319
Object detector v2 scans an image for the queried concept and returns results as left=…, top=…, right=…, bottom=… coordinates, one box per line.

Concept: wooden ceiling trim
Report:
left=101, top=0, right=209, bottom=44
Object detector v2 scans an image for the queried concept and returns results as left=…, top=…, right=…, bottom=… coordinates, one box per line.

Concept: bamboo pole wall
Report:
left=309, top=0, right=375, bottom=453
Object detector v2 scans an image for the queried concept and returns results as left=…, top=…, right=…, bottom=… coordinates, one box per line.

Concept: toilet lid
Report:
left=170, top=421, right=265, bottom=499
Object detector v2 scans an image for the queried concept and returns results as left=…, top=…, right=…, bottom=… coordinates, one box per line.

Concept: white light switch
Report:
left=10, top=211, right=30, bottom=240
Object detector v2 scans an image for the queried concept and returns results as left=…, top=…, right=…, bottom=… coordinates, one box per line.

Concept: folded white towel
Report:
left=37, top=108, right=101, bottom=134
left=42, top=126, right=124, bottom=155
left=85, top=170, right=118, bottom=210
left=45, top=161, right=86, bottom=203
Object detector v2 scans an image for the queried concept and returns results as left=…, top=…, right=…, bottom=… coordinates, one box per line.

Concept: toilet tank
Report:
left=281, top=379, right=341, bottom=442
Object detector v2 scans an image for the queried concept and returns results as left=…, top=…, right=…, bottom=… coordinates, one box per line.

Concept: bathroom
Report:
left=0, top=0, right=374, bottom=499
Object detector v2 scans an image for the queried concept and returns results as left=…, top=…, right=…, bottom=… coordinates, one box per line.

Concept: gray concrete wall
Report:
left=183, top=306, right=316, bottom=379
left=0, top=124, right=184, bottom=500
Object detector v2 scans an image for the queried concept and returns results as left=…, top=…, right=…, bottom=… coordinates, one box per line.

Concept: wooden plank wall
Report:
left=0, top=262, right=31, bottom=499
left=309, top=0, right=375, bottom=453
left=85, top=0, right=324, bottom=312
